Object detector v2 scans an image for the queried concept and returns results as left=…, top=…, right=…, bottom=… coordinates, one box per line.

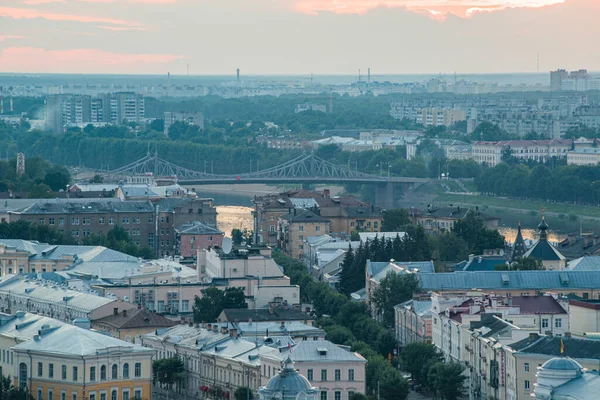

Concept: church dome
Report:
left=538, top=217, right=549, bottom=232
left=259, top=357, right=318, bottom=400
left=541, top=357, right=583, bottom=372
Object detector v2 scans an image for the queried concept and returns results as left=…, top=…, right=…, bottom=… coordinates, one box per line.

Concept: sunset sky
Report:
left=0, top=0, right=597, bottom=74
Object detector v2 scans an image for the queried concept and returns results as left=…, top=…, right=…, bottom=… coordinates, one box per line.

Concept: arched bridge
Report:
left=102, top=153, right=430, bottom=186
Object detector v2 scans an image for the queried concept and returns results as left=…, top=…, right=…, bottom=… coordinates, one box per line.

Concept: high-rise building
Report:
left=550, top=69, right=568, bottom=92
left=163, top=111, right=204, bottom=136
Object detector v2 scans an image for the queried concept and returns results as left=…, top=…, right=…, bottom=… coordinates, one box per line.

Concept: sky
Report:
left=0, top=0, right=598, bottom=75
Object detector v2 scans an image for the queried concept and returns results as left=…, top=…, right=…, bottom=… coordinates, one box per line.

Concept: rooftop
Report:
left=219, top=308, right=314, bottom=323
left=419, top=270, right=600, bottom=291
left=510, top=335, right=600, bottom=360
left=12, top=324, right=153, bottom=356
left=93, top=309, right=178, bottom=330
left=8, top=200, right=154, bottom=215
left=176, top=221, right=222, bottom=236
left=281, top=209, right=330, bottom=224
left=275, top=340, right=366, bottom=363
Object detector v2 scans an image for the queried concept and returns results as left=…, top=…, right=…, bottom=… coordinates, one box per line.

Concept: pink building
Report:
left=260, top=340, right=367, bottom=399
left=394, top=299, right=434, bottom=345
left=176, top=222, right=223, bottom=258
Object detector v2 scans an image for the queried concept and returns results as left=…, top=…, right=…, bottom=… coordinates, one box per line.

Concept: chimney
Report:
left=323, top=189, right=330, bottom=198
left=194, top=322, right=199, bottom=329
left=202, top=322, right=207, bottom=329
left=545, top=331, right=553, bottom=337
left=280, top=321, right=285, bottom=329
left=229, top=328, right=238, bottom=338
left=529, top=332, right=540, bottom=341
left=564, top=332, right=572, bottom=338
left=221, top=326, right=228, bottom=334
left=207, top=323, right=212, bottom=330
left=213, top=325, right=218, bottom=332
left=113, top=307, right=119, bottom=316
left=469, top=254, right=475, bottom=263
left=122, top=309, right=127, bottom=318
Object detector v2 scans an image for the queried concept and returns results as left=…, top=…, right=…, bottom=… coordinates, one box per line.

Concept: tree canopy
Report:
left=193, top=287, right=247, bottom=322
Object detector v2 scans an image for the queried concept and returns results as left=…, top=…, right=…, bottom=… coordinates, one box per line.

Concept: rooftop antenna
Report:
left=368, top=68, right=371, bottom=84
left=236, top=68, right=240, bottom=83
left=187, top=64, right=189, bottom=77
left=310, top=73, right=313, bottom=84
left=537, top=52, right=540, bottom=73
left=358, top=69, right=361, bottom=82
left=329, top=87, right=333, bottom=115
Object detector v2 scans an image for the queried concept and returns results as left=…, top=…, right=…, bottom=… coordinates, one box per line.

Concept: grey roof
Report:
left=176, top=221, right=222, bottom=236
left=553, top=372, right=600, bottom=399
left=510, top=335, right=600, bottom=360
left=368, top=260, right=434, bottom=277
left=236, top=321, right=324, bottom=336
left=219, top=308, right=314, bottom=323
left=0, top=198, right=123, bottom=214
left=12, top=324, right=153, bottom=356
left=0, top=276, right=117, bottom=312
left=281, top=209, right=330, bottom=224
left=0, top=311, right=66, bottom=341
left=524, top=239, right=565, bottom=261
left=9, top=200, right=154, bottom=215
left=284, top=340, right=366, bottom=363
left=567, top=256, right=600, bottom=271
left=419, top=270, right=600, bottom=291
left=395, top=299, right=433, bottom=317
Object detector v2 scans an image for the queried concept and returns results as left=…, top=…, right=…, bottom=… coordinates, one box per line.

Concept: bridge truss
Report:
left=101, top=152, right=392, bottom=184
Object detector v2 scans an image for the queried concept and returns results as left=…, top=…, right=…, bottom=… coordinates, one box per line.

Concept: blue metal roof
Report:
left=419, top=270, right=600, bottom=291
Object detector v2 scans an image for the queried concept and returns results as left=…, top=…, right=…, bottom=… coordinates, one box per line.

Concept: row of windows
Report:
left=541, top=318, right=563, bottom=328
left=39, top=216, right=156, bottom=226
left=36, top=362, right=142, bottom=381
left=37, top=389, right=142, bottom=400
left=305, top=368, right=355, bottom=382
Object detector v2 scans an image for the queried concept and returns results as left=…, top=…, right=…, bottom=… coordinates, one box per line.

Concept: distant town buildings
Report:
left=45, top=92, right=145, bottom=133
left=295, top=103, right=327, bottom=113
left=550, top=68, right=600, bottom=92
left=163, top=111, right=204, bottom=136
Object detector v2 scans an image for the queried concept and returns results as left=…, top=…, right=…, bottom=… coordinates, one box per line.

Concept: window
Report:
left=122, top=217, right=130, bottom=224
left=72, top=394, right=77, bottom=400
left=18, top=363, right=27, bottom=389
left=334, top=392, right=341, bottom=400
left=100, top=365, right=106, bottom=380
left=160, top=229, right=164, bottom=235
left=38, top=389, right=42, bottom=400
left=299, top=235, right=304, bottom=242
left=555, top=318, right=562, bottom=328
left=90, top=395, right=95, bottom=400
left=525, top=380, right=531, bottom=390
left=90, top=366, right=96, bottom=381
left=49, top=390, right=53, bottom=400
left=49, top=363, right=54, bottom=378
left=148, top=233, right=154, bottom=247
left=99, top=217, right=105, bottom=224
left=109, top=217, right=114, bottom=225
left=299, top=226, right=304, bottom=231
left=123, top=363, right=129, bottom=379
left=62, top=392, right=66, bottom=400
left=542, top=319, right=549, bottom=328
left=349, top=369, right=355, bottom=381
left=59, top=217, right=64, bottom=225
left=334, top=369, right=340, bottom=381
left=38, top=362, right=43, bottom=377
left=320, top=392, right=327, bottom=400
left=307, top=369, right=313, bottom=380
left=135, top=362, right=141, bottom=377
left=62, top=365, right=67, bottom=380
left=316, top=226, right=321, bottom=232
left=73, top=366, right=78, bottom=381
left=112, top=364, right=118, bottom=379
left=39, top=218, right=45, bottom=224
left=72, top=218, right=79, bottom=225
left=524, top=363, right=530, bottom=372
left=134, top=390, right=141, bottom=399
left=111, top=391, right=117, bottom=400
left=148, top=216, right=154, bottom=223
left=49, top=218, right=55, bottom=225
left=269, top=225, right=275, bottom=233
left=321, top=369, right=327, bottom=381
left=123, top=391, right=129, bottom=400
left=182, top=300, right=189, bottom=312
left=348, top=391, right=355, bottom=400
left=299, top=244, right=304, bottom=250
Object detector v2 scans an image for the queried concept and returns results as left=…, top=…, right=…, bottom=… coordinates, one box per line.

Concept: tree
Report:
left=452, top=211, right=505, bottom=254
left=495, top=257, right=545, bottom=271
left=153, top=357, right=185, bottom=390
left=427, top=362, right=467, bottom=400
left=379, top=368, right=409, bottom=400
left=193, top=287, right=247, bottom=322
left=324, top=325, right=356, bottom=345
left=349, top=394, right=367, bottom=400
left=234, top=387, right=254, bottom=400
left=0, top=376, right=34, bottom=400
left=232, top=229, right=244, bottom=245
left=83, top=225, right=153, bottom=258
left=400, top=342, right=443, bottom=387
left=43, top=165, right=70, bottom=191
left=381, top=209, right=411, bottom=231
left=89, top=174, right=104, bottom=183
left=27, top=183, right=53, bottom=198
left=371, top=273, right=419, bottom=327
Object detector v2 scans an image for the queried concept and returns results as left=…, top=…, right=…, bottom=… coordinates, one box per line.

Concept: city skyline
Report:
left=0, top=0, right=598, bottom=75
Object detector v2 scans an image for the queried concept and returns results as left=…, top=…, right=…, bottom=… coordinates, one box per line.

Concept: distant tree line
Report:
left=476, top=162, right=600, bottom=205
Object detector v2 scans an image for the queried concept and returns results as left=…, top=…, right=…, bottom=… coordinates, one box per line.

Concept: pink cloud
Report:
left=293, top=0, right=566, bottom=19
left=0, top=47, right=186, bottom=73
left=0, top=6, right=140, bottom=27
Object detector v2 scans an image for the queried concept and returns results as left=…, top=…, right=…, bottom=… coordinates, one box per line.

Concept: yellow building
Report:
left=12, top=324, right=155, bottom=400
left=278, top=210, right=331, bottom=259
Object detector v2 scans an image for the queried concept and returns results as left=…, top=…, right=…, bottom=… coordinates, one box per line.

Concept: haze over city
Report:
left=1, top=0, right=599, bottom=74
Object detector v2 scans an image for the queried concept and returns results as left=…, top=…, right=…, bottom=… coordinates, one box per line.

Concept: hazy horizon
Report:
left=1, top=0, right=599, bottom=75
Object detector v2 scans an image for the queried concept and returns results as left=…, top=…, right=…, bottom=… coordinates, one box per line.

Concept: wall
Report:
left=179, top=232, right=223, bottom=258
